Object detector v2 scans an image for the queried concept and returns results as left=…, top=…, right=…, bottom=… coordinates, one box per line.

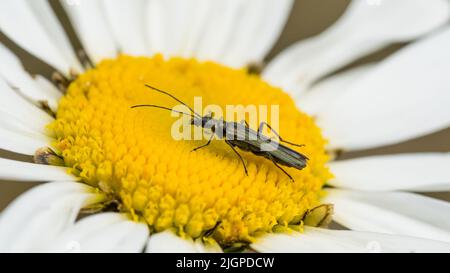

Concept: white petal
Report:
left=0, top=158, right=75, bottom=182
left=298, top=64, right=374, bottom=116
left=101, top=0, right=149, bottom=56
left=146, top=0, right=292, bottom=67
left=145, top=231, right=223, bottom=253
left=32, top=75, right=63, bottom=101
left=324, top=189, right=450, bottom=243
left=146, top=230, right=198, bottom=253
left=0, top=0, right=81, bottom=73
left=329, top=153, right=450, bottom=192
left=181, top=0, right=240, bottom=62
left=50, top=212, right=123, bottom=251
left=194, top=239, right=223, bottom=253
left=317, top=26, right=450, bottom=151
left=0, top=44, right=60, bottom=110
left=0, top=108, right=50, bottom=139
left=0, top=182, right=104, bottom=252
left=26, top=0, right=82, bottom=72
left=146, top=0, right=217, bottom=58
left=251, top=227, right=450, bottom=253
left=0, top=126, right=50, bottom=155
left=49, top=213, right=149, bottom=253
left=0, top=77, right=53, bottom=133
left=175, top=0, right=213, bottom=58
left=222, top=0, right=293, bottom=67
left=264, top=0, right=450, bottom=96
left=62, top=0, right=118, bottom=63
left=0, top=109, right=48, bottom=137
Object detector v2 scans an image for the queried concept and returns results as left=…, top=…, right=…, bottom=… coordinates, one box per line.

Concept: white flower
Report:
left=0, top=0, right=450, bottom=253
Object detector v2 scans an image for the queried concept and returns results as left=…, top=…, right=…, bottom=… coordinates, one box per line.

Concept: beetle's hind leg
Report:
left=191, top=133, right=214, bottom=152
left=225, top=140, right=249, bottom=176
left=267, top=153, right=294, bottom=182
left=258, top=122, right=304, bottom=147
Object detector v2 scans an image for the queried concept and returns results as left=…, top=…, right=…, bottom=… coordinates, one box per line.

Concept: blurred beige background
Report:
left=1, top=0, right=449, bottom=210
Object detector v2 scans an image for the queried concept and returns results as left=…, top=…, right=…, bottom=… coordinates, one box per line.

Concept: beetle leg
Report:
left=267, top=153, right=294, bottom=182
left=191, top=132, right=215, bottom=152
left=225, top=140, right=248, bottom=176
left=258, top=122, right=305, bottom=147
left=240, top=120, right=250, bottom=128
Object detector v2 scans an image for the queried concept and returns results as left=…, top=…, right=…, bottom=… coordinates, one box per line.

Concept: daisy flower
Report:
left=1, top=0, right=450, bottom=253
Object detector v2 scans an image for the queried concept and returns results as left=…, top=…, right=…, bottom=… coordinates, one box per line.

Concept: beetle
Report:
left=131, top=84, right=308, bottom=181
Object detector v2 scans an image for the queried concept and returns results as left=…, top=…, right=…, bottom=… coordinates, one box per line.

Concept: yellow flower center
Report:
left=49, top=55, right=332, bottom=246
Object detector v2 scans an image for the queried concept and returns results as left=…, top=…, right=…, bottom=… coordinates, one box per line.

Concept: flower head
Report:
left=0, top=0, right=450, bottom=253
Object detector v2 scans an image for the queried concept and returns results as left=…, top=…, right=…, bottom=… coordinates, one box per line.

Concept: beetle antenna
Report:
left=144, top=84, right=202, bottom=117
left=131, top=104, right=195, bottom=118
